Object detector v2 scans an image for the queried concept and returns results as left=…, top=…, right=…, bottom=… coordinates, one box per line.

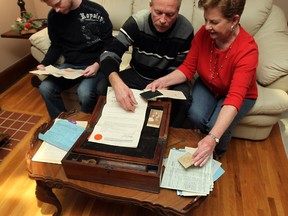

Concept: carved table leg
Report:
left=35, top=180, right=62, bottom=216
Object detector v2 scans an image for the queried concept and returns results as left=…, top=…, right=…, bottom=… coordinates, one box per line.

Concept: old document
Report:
left=88, top=87, right=148, bottom=148
left=30, top=65, right=84, bottom=79
left=141, top=89, right=186, bottom=100
left=160, top=148, right=213, bottom=195
left=33, top=120, right=88, bottom=164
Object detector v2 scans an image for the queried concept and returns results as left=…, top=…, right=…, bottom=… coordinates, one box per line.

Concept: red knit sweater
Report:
left=178, top=25, right=258, bottom=111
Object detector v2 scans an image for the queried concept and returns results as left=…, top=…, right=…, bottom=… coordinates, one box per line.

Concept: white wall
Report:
left=32, top=0, right=51, bottom=18
left=0, top=0, right=36, bottom=72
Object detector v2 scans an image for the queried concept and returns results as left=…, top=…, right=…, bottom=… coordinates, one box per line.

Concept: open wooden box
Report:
left=62, top=96, right=171, bottom=193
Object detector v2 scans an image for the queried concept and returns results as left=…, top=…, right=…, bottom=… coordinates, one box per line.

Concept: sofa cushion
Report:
left=254, top=5, right=288, bottom=88
left=133, top=0, right=149, bottom=13
left=182, top=0, right=273, bottom=35
left=268, top=75, right=288, bottom=93
left=240, top=0, right=273, bottom=36
left=29, top=28, right=50, bottom=55
left=189, top=2, right=204, bottom=33
left=238, top=114, right=281, bottom=127
left=29, top=28, right=65, bottom=65
left=94, top=0, right=134, bottom=30
left=30, top=46, right=45, bottom=63
left=247, top=84, right=288, bottom=115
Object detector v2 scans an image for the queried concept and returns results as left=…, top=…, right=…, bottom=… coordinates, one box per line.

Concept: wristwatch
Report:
left=208, top=132, right=220, bottom=144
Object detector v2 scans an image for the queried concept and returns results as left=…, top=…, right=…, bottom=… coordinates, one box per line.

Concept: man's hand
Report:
left=109, top=72, right=138, bottom=111
left=83, top=62, right=100, bottom=77
left=37, top=64, right=46, bottom=70
left=191, top=135, right=217, bottom=167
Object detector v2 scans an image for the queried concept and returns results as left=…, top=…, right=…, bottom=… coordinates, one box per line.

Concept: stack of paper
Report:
left=32, top=119, right=87, bottom=164
left=160, top=147, right=224, bottom=196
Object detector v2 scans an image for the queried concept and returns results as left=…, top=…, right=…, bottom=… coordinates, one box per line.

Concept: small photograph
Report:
left=147, top=109, right=163, bottom=128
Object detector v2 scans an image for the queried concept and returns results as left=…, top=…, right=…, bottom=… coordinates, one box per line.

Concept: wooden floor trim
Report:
left=0, top=54, right=38, bottom=93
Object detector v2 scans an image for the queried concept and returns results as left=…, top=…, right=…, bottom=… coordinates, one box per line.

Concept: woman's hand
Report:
left=146, top=70, right=186, bottom=91
left=145, top=79, right=167, bottom=91
left=191, top=135, right=217, bottom=167
left=191, top=105, right=238, bottom=166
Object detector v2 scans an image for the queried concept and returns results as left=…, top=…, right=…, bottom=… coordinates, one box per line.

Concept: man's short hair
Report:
left=150, top=0, right=182, bottom=9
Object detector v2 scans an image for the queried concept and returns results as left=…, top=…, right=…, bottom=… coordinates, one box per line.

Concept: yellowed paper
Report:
left=30, top=65, right=84, bottom=79
left=178, top=152, right=193, bottom=169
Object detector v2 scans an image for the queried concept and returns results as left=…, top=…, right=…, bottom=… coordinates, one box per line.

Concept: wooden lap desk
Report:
left=26, top=112, right=206, bottom=216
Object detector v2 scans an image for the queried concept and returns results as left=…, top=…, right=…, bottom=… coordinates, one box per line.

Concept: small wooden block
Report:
left=178, top=152, right=193, bottom=169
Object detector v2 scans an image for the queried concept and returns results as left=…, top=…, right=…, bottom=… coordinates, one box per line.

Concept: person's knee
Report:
left=188, top=106, right=200, bottom=122
left=77, top=88, right=93, bottom=103
left=78, top=90, right=97, bottom=114
left=188, top=112, right=200, bottom=125
left=38, top=82, right=45, bottom=95
left=187, top=107, right=207, bottom=130
left=39, top=81, right=54, bottom=97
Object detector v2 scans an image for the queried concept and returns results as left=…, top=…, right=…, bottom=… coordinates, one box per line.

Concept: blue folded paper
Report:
left=38, top=119, right=85, bottom=151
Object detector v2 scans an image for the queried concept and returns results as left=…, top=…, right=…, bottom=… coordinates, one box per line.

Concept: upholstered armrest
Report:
left=247, top=84, right=288, bottom=116
left=254, top=5, right=288, bottom=92
left=29, top=28, right=50, bottom=55
left=29, top=27, right=64, bottom=64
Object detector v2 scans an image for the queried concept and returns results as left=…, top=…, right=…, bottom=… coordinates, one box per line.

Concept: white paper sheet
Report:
left=157, top=89, right=186, bottom=100
left=32, top=120, right=88, bottom=164
left=32, top=141, right=67, bottom=164
left=160, top=148, right=213, bottom=195
left=88, top=87, right=148, bottom=148
left=176, top=147, right=224, bottom=196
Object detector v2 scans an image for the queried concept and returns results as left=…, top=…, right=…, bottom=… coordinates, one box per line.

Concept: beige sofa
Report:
left=29, top=0, right=288, bottom=140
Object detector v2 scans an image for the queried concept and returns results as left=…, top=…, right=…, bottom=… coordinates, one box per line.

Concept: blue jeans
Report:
left=39, top=63, right=105, bottom=119
left=188, top=78, right=256, bottom=155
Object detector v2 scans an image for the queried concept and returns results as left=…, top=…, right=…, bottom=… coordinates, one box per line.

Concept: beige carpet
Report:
left=279, top=110, right=288, bottom=158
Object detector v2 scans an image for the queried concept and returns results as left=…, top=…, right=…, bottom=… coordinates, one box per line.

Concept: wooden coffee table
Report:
left=26, top=112, right=206, bottom=216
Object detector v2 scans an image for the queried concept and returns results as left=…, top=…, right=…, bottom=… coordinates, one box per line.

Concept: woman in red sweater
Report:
left=146, top=0, right=258, bottom=166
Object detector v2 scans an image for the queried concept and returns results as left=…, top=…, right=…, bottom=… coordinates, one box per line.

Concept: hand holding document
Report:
left=88, top=87, right=148, bottom=148
left=178, top=152, right=194, bottom=169
left=140, top=89, right=186, bottom=100
left=161, top=147, right=225, bottom=196
left=30, top=65, right=84, bottom=79
left=161, top=148, right=213, bottom=195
